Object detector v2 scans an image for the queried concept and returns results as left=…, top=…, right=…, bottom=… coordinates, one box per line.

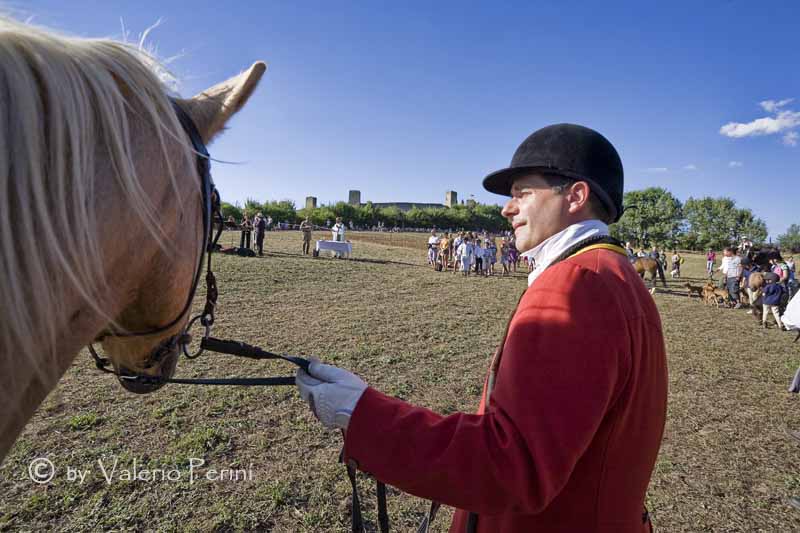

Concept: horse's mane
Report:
left=0, top=16, right=193, bottom=380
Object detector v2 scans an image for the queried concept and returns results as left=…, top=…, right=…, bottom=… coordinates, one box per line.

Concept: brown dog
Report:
left=685, top=282, right=704, bottom=298
left=703, top=282, right=730, bottom=307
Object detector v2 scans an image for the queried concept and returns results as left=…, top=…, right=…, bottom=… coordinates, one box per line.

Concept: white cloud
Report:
left=683, top=164, right=697, bottom=170
left=720, top=110, right=800, bottom=138
left=760, top=98, right=794, bottom=112
left=721, top=98, right=800, bottom=148
left=645, top=167, right=668, bottom=173
left=729, top=161, right=743, bottom=167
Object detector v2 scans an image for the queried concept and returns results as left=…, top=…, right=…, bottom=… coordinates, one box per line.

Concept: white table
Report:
left=315, top=240, right=352, bottom=258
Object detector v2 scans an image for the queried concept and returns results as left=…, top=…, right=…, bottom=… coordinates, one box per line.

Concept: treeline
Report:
left=608, top=187, right=771, bottom=251
left=219, top=188, right=799, bottom=251
left=220, top=199, right=510, bottom=233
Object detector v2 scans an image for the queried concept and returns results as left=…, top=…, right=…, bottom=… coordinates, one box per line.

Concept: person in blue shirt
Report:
left=762, top=272, right=786, bottom=330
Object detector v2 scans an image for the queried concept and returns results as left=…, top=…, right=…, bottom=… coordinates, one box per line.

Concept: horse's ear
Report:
left=176, top=61, right=266, bottom=144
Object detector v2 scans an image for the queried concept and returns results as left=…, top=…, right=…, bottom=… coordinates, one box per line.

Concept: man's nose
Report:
left=501, top=198, right=517, bottom=219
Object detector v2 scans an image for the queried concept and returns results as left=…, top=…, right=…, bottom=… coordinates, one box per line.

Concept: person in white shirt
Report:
left=473, top=240, right=484, bottom=275
left=717, top=247, right=743, bottom=308
left=427, top=230, right=440, bottom=265
left=332, top=217, right=346, bottom=242
left=452, top=233, right=464, bottom=274
left=330, top=217, right=347, bottom=258
left=457, top=237, right=473, bottom=276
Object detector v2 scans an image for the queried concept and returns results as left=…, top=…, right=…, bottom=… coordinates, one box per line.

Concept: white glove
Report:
left=296, top=359, right=367, bottom=430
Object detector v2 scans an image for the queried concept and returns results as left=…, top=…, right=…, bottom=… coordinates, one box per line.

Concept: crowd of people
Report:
left=426, top=230, right=523, bottom=276
left=624, top=238, right=798, bottom=331
left=713, top=246, right=797, bottom=329
left=225, top=212, right=351, bottom=258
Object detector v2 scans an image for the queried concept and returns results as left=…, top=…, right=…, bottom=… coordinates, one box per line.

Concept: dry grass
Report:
left=1, top=231, right=800, bottom=532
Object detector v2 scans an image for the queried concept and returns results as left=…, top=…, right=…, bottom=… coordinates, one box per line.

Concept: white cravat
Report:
left=523, top=220, right=609, bottom=287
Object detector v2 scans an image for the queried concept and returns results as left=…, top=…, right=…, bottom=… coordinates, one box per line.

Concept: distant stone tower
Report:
left=445, top=191, right=458, bottom=208
left=348, top=190, right=361, bottom=206
left=305, top=196, right=317, bottom=210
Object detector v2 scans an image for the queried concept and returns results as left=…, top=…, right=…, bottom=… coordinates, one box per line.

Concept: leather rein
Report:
left=86, top=99, right=386, bottom=533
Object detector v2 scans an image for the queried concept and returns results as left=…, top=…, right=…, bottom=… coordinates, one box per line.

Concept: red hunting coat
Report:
left=343, top=247, right=668, bottom=532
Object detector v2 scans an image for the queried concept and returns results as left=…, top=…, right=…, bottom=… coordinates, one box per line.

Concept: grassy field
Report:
left=2, top=230, right=800, bottom=532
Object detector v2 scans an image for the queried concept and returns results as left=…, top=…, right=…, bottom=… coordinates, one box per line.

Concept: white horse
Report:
left=0, top=16, right=265, bottom=461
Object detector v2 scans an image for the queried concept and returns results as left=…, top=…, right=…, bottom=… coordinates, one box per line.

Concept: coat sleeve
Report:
left=342, top=264, right=631, bottom=515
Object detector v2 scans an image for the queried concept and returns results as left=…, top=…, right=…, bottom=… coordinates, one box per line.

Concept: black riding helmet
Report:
left=483, top=123, right=624, bottom=222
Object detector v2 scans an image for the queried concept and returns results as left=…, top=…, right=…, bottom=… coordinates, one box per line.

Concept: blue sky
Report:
left=17, top=1, right=800, bottom=238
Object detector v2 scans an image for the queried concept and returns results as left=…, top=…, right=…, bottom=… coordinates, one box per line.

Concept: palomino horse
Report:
left=0, top=17, right=265, bottom=462
left=633, top=257, right=667, bottom=288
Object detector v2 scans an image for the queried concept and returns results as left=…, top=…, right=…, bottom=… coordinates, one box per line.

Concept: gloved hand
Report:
left=296, top=359, right=368, bottom=430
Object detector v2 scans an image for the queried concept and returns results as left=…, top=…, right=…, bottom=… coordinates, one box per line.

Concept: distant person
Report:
left=332, top=217, right=346, bottom=242
left=771, top=257, right=791, bottom=292
left=670, top=250, right=682, bottom=278
left=457, top=236, right=472, bottom=276
left=254, top=212, right=267, bottom=256
left=625, top=241, right=636, bottom=263
left=500, top=239, right=510, bottom=276
left=473, top=239, right=484, bottom=274
left=331, top=217, right=346, bottom=258
left=508, top=238, right=518, bottom=273
left=438, top=233, right=452, bottom=271
left=300, top=217, right=313, bottom=255
left=718, top=247, right=742, bottom=308
left=239, top=213, right=252, bottom=250
left=787, top=256, right=797, bottom=298
left=427, top=230, right=440, bottom=265
left=706, top=249, right=716, bottom=276
left=648, top=246, right=666, bottom=284
left=762, top=273, right=786, bottom=329
left=486, top=238, right=498, bottom=276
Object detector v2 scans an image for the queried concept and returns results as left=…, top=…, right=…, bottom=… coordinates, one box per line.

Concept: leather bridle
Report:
left=87, top=99, right=388, bottom=533
left=88, top=99, right=310, bottom=384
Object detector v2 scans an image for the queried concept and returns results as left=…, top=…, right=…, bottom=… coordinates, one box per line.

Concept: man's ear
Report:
left=566, top=181, right=592, bottom=214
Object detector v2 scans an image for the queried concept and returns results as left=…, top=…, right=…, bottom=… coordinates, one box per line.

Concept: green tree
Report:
left=405, top=207, right=430, bottom=229
left=220, top=201, right=242, bottom=221
left=610, top=188, right=683, bottom=247
left=779, top=224, right=800, bottom=252
left=243, top=198, right=261, bottom=217
left=683, top=197, right=768, bottom=250
left=332, top=202, right=358, bottom=225
left=378, top=206, right=404, bottom=228
left=356, top=202, right=378, bottom=227
left=261, top=200, right=297, bottom=224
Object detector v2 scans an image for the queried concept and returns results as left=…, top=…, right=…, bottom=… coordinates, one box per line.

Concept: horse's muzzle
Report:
left=117, top=340, right=180, bottom=394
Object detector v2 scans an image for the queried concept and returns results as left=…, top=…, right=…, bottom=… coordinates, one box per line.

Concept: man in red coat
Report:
left=297, top=124, right=668, bottom=532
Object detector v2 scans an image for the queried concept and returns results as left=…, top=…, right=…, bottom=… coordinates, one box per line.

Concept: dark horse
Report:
left=749, top=246, right=783, bottom=270
left=633, top=257, right=667, bottom=288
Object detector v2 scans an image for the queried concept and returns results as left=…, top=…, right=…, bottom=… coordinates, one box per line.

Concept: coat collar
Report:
left=524, top=219, right=609, bottom=286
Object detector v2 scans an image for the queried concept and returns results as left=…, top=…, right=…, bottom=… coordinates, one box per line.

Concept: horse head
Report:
left=750, top=247, right=783, bottom=271
left=97, top=64, right=266, bottom=393
left=0, top=16, right=264, bottom=459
